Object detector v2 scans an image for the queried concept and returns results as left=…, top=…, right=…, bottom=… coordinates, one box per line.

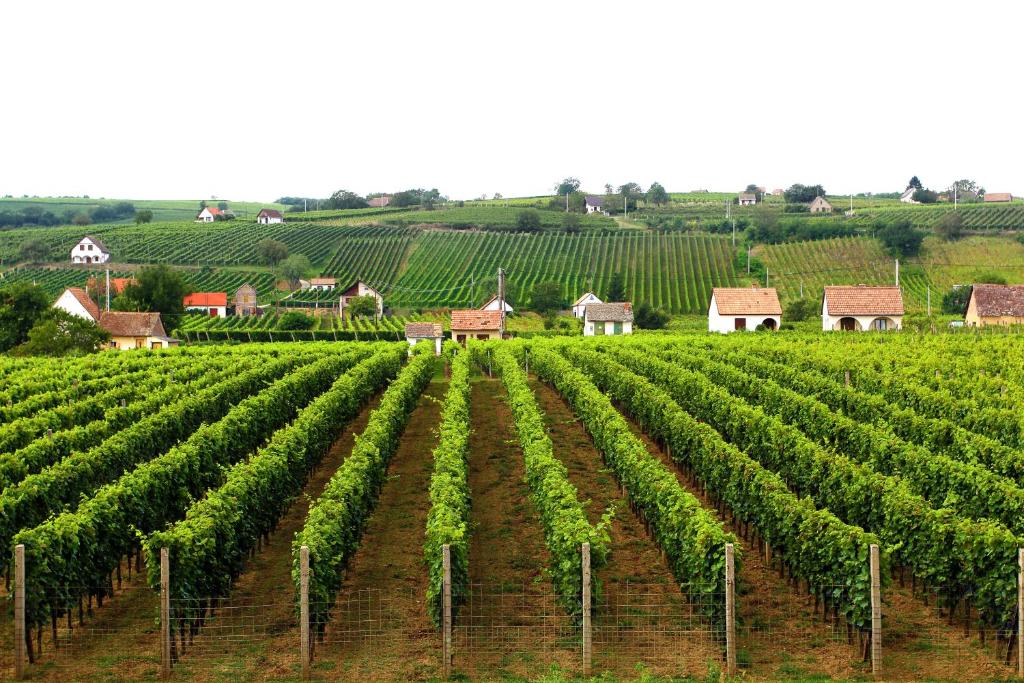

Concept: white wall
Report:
left=70, top=238, right=110, bottom=264
left=407, top=337, right=443, bottom=356
left=53, top=289, right=96, bottom=321
left=481, top=299, right=513, bottom=313
left=185, top=305, right=227, bottom=318
left=708, top=295, right=780, bottom=333
left=583, top=320, right=632, bottom=336
left=572, top=294, right=602, bottom=318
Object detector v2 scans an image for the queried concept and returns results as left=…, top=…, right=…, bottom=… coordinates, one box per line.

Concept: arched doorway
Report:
left=762, top=318, right=777, bottom=331
left=870, top=317, right=894, bottom=331
left=838, top=317, right=858, bottom=331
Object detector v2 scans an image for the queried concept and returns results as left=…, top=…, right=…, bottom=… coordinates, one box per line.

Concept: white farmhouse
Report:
left=195, top=207, right=222, bottom=222
left=899, top=188, right=919, bottom=204
left=584, top=195, right=605, bottom=214
left=708, top=287, right=782, bottom=333
left=52, top=287, right=178, bottom=349
left=480, top=295, right=513, bottom=314
left=404, top=322, right=444, bottom=356
left=572, top=292, right=602, bottom=318
left=256, top=208, right=284, bottom=224
left=583, top=302, right=633, bottom=336
left=341, top=280, right=384, bottom=315
left=821, top=285, right=904, bottom=331
left=70, top=236, right=110, bottom=264
left=54, top=287, right=101, bottom=320
left=309, top=277, right=337, bottom=292
left=738, top=192, right=757, bottom=206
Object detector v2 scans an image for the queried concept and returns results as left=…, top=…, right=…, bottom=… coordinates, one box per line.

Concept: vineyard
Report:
left=2, top=333, right=1024, bottom=681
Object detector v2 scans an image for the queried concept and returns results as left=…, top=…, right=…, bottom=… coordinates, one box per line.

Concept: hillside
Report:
left=0, top=197, right=287, bottom=224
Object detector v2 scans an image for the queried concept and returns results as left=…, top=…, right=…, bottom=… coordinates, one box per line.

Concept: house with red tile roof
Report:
left=821, top=285, right=903, bottom=331
left=984, top=192, right=1014, bottom=203
left=183, top=292, right=228, bottom=317
left=256, top=208, right=284, bottom=224
left=52, top=287, right=177, bottom=349
left=196, top=207, right=222, bottom=222
left=965, top=284, right=1024, bottom=326
left=450, top=309, right=503, bottom=344
left=708, top=287, right=781, bottom=333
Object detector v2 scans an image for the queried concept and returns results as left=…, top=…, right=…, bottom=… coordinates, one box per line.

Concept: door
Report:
left=456, top=334, right=467, bottom=346
left=209, top=308, right=217, bottom=317
left=734, top=318, right=746, bottom=331
left=613, top=322, right=623, bottom=335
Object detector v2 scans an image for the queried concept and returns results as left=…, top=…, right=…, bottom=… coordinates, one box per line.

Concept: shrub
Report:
left=515, top=209, right=542, bottom=232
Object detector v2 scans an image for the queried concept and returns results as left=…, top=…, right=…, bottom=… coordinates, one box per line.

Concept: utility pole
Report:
left=927, top=285, right=931, bottom=316
left=566, top=192, right=569, bottom=212
left=954, top=184, right=958, bottom=209
left=624, top=194, right=627, bottom=220
left=105, top=267, right=110, bottom=312
left=747, top=245, right=751, bottom=275
left=765, top=267, right=769, bottom=288
left=497, top=267, right=506, bottom=333
left=895, top=259, right=900, bottom=287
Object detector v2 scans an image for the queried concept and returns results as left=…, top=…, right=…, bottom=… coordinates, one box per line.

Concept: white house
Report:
left=708, top=287, right=782, bottom=333
left=52, top=288, right=177, bottom=349
left=808, top=197, right=833, bottom=213
left=822, top=285, right=904, bottom=331
left=584, top=195, right=605, bottom=214
left=404, top=322, right=444, bottom=356
left=738, top=192, right=757, bottom=206
left=480, top=295, right=513, bottom=314
left=309, top=277, right=337, bottom=292
left=70, top=236, right=110, bottom=264
left=183, top=292, right=228, bottom=318
left=899, top=188, right=919, bottom=204
left=583, top=302, right=633, bottom=336
left=54, top=287, right=101, bottom=321
left=195, top=207, right=222, bottom=222
left=341, top=280, right=384, bottom=314
left=572, top=292, right=602, bottom=318
left=257, top=208, right=284, bottom=224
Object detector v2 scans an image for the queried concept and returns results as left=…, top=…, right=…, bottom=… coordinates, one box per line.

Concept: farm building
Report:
left=195, top=207, right=222, bottom=222
left=584, top=195, right=605, bottom=214
left=341, top=280, right=384, bottom=315
left=404, top=322, right=444, bottom=356
left=583, top=302, right=633, bottom=336
left=368, top=196, right=392, bottom=208
left=965, top=284, right=1024, bottom=326
left=738, top=192, right=757, bottom=206
left=54, top=287, right=101, bottom=321
left=234, top=284, right=258, bottom=316
left=771, top=188, right=784, bottom=196
left=480, top=295, right=513, bottom=314
left=708, top=287, right=782, bottom=333
left=985, top=193, right=1014, bottom=203
left=822, top=285, right=904, bottom=331
left=256, top=209, right=284, bottom=224
left=309, top=277, right=337, bottom=292
left=572, top=292, right=602, bottom=318
left=808, top=197, right=833, bottom=213
left=183, top=292, right=228, bottom=317
left=899, top=189, right=918, bottom=204
left=450, top=309, right=503, bottom=343
left=70, top=236, right=110, bottom=264
left=52, top=288, right=177, bottom=349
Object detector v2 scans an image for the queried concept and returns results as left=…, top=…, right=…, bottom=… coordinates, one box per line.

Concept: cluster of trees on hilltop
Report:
left=0, top=202, right=135, bottom=229
left=277, top=188, right=447, bottom=212
left=549, top=177, right=671, bottom=214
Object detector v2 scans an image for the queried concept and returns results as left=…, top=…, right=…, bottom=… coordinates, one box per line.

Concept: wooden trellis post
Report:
left=300, top=545, right=310, bottom=679
left=1018, top=548, right=1023, bottom=678
left=582, top=542, right=592, bottom=677
left=870, top=544, right=881, bottom=677
left=160, top=547, right=170, bottom=679
left=725, top=543, right=736, bottom=676
left=442, top=544, right=452, bottom=678
left=14, top=544, right=26, bottom=680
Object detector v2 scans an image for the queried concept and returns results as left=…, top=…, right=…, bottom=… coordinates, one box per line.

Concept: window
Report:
left=594, top=321, right=605, bottom=335
left=456, top=334, right=467, bottom=346
left=134, top=337, right=146, bottom=348
left=613, top=321, right=623, bottom=335
left=734, top=318, right=747, bottom=330
left=476, top=334, right=489, bottom=340
left=87, top=244, right=93, bottom=251
left=871, top=318, right=889, bottom=331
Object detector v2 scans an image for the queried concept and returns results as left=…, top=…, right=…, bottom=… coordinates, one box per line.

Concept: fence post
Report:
left=442, top=544, right=452, bottom=678
left=525, top=348, right=529, bottom=375
left=582, top=542, right=592, bottom=677
left=160, top=547, right=170, bottom=679
left=844, top=370, right=851, bottom=387
left=725, top=542, right=736, bottom=676
left=870, top=544, right=881, bottom=678
left=300, top=545, right=310, bottom=679
left=14, top=544, right=25, bottom=680
left=1018, top=548, right=1023, bottom=677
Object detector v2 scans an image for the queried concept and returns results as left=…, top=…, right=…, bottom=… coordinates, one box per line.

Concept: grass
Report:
left=0, top=196, right=288, bottom=223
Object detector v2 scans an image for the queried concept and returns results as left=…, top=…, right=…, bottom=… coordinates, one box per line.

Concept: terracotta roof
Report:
left=310, top=277, right=336, bottom=286
left=65, top=287, right=100, bottom=320
left=79, top=235, right=109, bottom=253
left=450, top=309, right=503, bottom=330
left=985, top=193, right=1013, bottom=203
left=738, top=192, right=757, bottom=201
left=98, top=312, right=166, bottom=337
left=183, top=292, right=228, bottom=307
left=198, top=207, right=221, bottom=217
left=257, top=208, right=283, bottom=218
left=573, top=292, right=601, bottom=306
left=823, top=286, right=904, bottom=316
left=405, top=322, right=443, bottom=338
left=970, top=284, right=1024, bottom=317
left=86, top=276, right=136, bottom=295
left=585, top=195, right=604, bottom=207
left=368, top=196, right=391, bottom=208
left=585, top=302, right=633, bottom=322
left=711, top=287, right=782, bottom=316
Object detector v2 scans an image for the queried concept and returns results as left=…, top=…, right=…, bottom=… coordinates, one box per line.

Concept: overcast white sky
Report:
left=2, top=1, right=1021, bottom=202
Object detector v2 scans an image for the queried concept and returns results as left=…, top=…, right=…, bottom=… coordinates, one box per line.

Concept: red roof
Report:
left=970, top=285, right=1024, bottom=317
left=712, top=287, right=782, bottom=315
left=823, top=286, right=904, bottom=316
left=183, top=292, right=228, bottom=307
left=65, top=287, right=100, bottom=321
left=985, top=193, right=1013, bottom=203
left=258, top=208, right=284, bottom=218
left=450, top=309, right=503, bottom=331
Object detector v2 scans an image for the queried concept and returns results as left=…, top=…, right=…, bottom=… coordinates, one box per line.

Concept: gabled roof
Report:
left=98, top=311, right=166, bottom=337
left=823, top=285, right=904, bottom=316
left=450, top=309, right=503, bottom=331
left=573, top=292, right=601, bottom=306
left=257, top=208, right=283, bottom=218
left=809, top=196, right=833, bottom=208
left=985, top=193, right=1013, bottom=203
left=310, top=277, right=337, bottom=286
left=970, top=284, right=1024, bottom=317
left=738, top=192, right=757, bottom=201
left=64, top=287, right=100, bottom=321
left=183, top=292, right=228, bottom=307
left=711, top=287, right=782, bottom=316
left=341, top=280, right=381, bottom=297
left=368, top=196, right=391, bottom=208
left=77, top=235, right=109, bottom=253
left=198, top=206, right=222, bottom=216
left=585, top=302, right=633, bottom=322
left=584, top=195, right=604, bottom=207
left=405, top=322, right=444, bottom=338
left=480, top=294, right=513, bottom=310
left=235, top=283, right=257, bottom=295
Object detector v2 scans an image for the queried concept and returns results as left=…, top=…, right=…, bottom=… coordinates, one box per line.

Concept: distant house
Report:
left=70, top=236, right=110, bottom=264
left=256, top=209, right=284, bottom=224
left=52, top=288, right=177, bottom=349
left=572, top=292, right=602, bottom=318
left=405, top=322, right=444, bottom=356
left=584, top=195, right=605, bottom=214
left=480, top=295, right=513, bottom=314
left=985, top=193, right=1014, bottom=203
left=822, top=285, right=904, bottom=331
left=771, top=189, right=784, bottom=196
left=583, top=302, right=633, bottom=336
left=738, top=192, right=757, bottom=206
left=754, top=186, right=766, bottom=194
left=196, top=207, right=222, bottom=222
left=341, top=280, right=384, bottom=314
left=450, top=309, right=503, bottom=344
left=965, top=284, right=1024, bottom=326
left=809, top=196, right=833, bottom=213
left=309, top=277, right=337, bottom=292
left=234, top=284, right=258, bottom=316
left=899, top=188, right=919, bottom=204
left=368, top=196, right=392, bottom=208
left=86, top=276, right=136, bottom=298
left=708, top=287, right=782, bottom=333
left=183, top=292, right=228, bottom=317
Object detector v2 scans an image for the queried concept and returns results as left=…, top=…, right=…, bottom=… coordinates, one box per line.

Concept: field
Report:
left=2, top=333, right=1023, bottom=682
left=0, top=197, right=288, bottom=224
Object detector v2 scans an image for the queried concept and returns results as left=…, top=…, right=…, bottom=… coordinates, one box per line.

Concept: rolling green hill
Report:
left=0, top=197, right=287, bottom=224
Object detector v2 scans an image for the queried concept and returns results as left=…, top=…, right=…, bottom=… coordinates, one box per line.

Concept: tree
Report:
left=912, top=188, right=938, bottom=204
left=346, top=295, right=378, bottom=319
left=118, top=265, right=192, bottom=315
left=646, top=182, right=670, bottom=206
left=562, top=213, right=581, bottom=234
left=876, top=219, right=925, bottom=257
left=784, top=298, right=817, bottom=322
left=19, top=239, right=50, bottom=263
left=493, top=193, right=503, bottom=200
left=256, top=238, right=289, bottom=266
left=935, top=212, right=964, bottom=241
left=530, top=281, right=562, bottom=314
left=555, top=177, right=581, bottom=196
left=277, top=311, right=316, bottom=330
left=634, top=302, right=669, bottom=329
left=948, top=179, right=981, bottom=195
left=907, top=176, right=923, bottom=191
left=606, top=272, right=626, bottom=302
left=617, top=182, right=643, bottom=197
left=217, top=201, right=229, bottom=211
left=71, top=213, right=91, bottom=226
left=199, top=200, right=207, bottom=210
left=745, top=184, right=759, bottom=192
left=328, top=190, right=369, bottom=210
left=0, top=283, right=51, bottom=352
left=134, top=210, right=154, bottom=225
left=516, top=209, right=542, bottom=232
left=279, top=254, right=311, bottom=284
left=783, top=184, right=827, bottom=203
left=13, top=309, right=109, bottom=356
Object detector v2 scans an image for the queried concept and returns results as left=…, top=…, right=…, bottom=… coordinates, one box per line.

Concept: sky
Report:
left=2, top=0, right=1021, bottom=202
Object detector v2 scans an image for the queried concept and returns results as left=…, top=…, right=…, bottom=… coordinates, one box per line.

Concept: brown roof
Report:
left=711, top=287, right=782, bottom=315
left=79, top=235, right=109, bottom=253
left=368, top=196, right=391, bottom=208
left=65, top=287, right=100, bottom=320
left=405, top=322, right=443, bottom=338
left=823, top=286, right=904, bottom=316
left=98, top=312, right=166, bottom=337
left=257, top=208, right=284, bottom=218
left=985, top=193, right=1013, bottom=203
left=970, top=284, right=1024, bottom=317
left=310, top=277, right=336, bottom=286
left=450, top=309, right=503, bottom=331
left=585, top=302, right=633, bottom=322
left=738, top=192, right=757, bottom=201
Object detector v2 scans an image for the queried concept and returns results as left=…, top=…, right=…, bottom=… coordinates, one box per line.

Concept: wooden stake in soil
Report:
left=160, top=547, right=170, bottom=679
left=14, top=544, right=26, bottom=680
left=725, top=543, right=737, bottom=676
left=300, top=545, right=310, bottom=679
left=582, top=542, right=592, bottom=677
left=442, top=544, right=453, bottom=678
left=870, top=544, right=882, bottom=678
left=1018, top=548, right=1023, bottom=677
left=844, top=370, right=851, bottom=387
